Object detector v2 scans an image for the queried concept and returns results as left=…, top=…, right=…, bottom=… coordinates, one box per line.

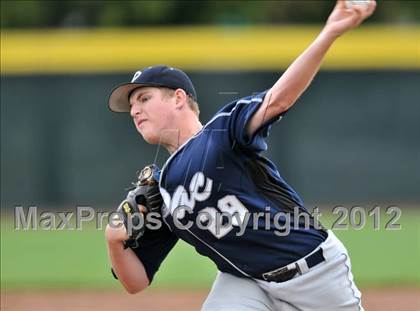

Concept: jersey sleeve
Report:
left=111, top=218, right=178, bottom=284
left=227, top=90, right=285, bottom=153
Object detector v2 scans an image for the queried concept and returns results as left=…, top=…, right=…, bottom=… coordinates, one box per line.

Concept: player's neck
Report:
left=164, top=118, right=203, bottom=154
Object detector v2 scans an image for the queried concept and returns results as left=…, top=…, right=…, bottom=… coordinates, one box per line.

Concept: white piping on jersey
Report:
left=204, top=96, right=263, bottom=127
left=158, top=95, right=264, bottom=276
left=159, top=95, right=264, bottom=188
left=185, top=228, right=251, bottom=278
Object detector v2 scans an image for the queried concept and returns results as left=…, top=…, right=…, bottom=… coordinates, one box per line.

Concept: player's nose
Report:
left=130, top=103, right=142, bottom=118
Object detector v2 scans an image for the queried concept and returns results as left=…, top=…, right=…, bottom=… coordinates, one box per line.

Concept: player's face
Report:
left=129, top=87, right=176, bottom=144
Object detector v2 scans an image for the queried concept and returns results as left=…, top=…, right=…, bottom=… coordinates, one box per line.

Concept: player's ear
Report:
left=174, top=88, right=188, bottom=110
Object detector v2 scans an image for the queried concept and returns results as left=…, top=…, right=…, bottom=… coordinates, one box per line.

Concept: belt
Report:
left=261, top=248, right=325, bottom=283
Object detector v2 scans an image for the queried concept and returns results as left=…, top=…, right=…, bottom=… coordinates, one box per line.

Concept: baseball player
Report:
left=105, top=1, right=376, bottom=310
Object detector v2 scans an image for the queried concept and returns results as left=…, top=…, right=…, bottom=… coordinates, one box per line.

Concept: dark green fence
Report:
left=1, top=71, right=419, bottom=208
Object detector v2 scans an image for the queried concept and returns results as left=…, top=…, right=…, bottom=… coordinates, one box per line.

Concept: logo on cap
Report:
left=131, top=71, right=142, bottom=82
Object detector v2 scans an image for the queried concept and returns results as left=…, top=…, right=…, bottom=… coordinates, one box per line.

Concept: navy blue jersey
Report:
left=120, top=90, right=327, bottom=282
left=154, top=90, right=327, bottom=279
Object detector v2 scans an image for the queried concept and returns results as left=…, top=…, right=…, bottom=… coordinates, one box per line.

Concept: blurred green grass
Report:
left=321, top=209, right=420, bottom=287
left=1, top=208, right=419, bottom=290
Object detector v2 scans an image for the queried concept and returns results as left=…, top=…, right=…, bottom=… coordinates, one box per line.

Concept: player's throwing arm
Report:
left=248, top=0, right=376, bottom=136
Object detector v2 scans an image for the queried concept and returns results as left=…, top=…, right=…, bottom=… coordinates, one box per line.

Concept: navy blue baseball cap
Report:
left=108, top=65, right=197, bottom=112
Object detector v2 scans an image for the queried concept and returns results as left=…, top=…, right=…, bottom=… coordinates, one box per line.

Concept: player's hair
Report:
left=160, top=87, right=200, bottom=116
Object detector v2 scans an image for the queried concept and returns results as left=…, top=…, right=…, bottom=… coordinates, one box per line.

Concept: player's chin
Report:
left=139, top=130, right=160, bottom=145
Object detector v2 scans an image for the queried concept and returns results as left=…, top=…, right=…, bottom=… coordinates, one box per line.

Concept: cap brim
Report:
left=108, top=83, right=150, bottom=113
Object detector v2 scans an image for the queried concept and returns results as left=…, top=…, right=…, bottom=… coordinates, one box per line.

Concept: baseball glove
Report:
left=117, top=164, right=163, bottom=248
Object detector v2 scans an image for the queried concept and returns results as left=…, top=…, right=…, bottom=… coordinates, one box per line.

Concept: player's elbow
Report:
left=120, top=273, right=150, bottom=295
left=123, top=281, right=149, bottom=294
left=125, top=286, right=143, bottom=295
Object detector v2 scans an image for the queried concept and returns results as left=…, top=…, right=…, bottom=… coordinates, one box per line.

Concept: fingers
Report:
left=351, top=0, right=376, bottom=19
left=365, top=0, right=377, bottom=17
left=335, top=0, right=347, bottom=10
left=350, top=5, right=365, bottom=26
left=348, top=0, right=376, bottom=26
left=138, top=204, right=147, bottom=213
left=110, top=213, right=124, bottom=227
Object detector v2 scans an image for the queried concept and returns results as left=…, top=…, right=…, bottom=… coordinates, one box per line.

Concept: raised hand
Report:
left=324, top=0, right=376, bottom=37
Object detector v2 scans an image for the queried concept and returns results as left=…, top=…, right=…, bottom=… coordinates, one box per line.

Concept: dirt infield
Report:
left=2, top=288, right=419, bottom=311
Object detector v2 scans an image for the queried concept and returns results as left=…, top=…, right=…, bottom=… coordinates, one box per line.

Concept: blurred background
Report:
left=1, top=1, right=419, bottom=310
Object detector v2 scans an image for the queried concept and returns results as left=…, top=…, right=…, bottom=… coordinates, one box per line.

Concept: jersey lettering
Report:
left=161, top=171, right=249, bottom=239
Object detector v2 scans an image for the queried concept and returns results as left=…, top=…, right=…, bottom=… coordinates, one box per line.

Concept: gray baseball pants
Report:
left=202, top=230, right=364, bottom=311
